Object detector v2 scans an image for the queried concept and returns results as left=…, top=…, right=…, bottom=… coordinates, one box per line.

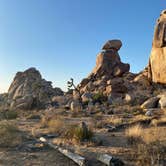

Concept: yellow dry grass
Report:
left=125, top=124, right=143, bottom=144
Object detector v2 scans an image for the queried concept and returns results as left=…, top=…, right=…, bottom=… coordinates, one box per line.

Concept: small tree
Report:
left=67, top=78, right=82, bottom=104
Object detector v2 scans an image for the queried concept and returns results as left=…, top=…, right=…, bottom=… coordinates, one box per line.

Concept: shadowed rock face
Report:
left=8, top=68, right=63, bottom=110
left=148, top=10, right=166, bottom=84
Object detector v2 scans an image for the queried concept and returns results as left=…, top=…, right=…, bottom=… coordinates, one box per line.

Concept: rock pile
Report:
left=77, top=40, right=131, bottom=103
left=148, top=10, right=166, bottom=84
left=7, top=68, right=63, bottom=110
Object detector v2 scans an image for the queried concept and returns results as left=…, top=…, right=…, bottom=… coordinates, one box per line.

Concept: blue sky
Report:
left=0, top=0, right=165, bottom=92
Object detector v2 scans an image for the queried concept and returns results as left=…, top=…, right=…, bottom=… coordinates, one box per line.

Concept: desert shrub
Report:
left=5, top=111, right=18, bottom=119
left=65, top=125, right=93, bottom=142
left=93, top=92, right=107, bottom=104
left=125, top=124, right=143, bottom=145
left=0, top=121, right=22, bottom=147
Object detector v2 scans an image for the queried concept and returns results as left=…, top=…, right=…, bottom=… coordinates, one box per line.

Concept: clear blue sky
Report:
left=0, top=0, right=165, bottom=92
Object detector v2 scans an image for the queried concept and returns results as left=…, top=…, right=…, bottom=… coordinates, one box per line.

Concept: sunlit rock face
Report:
left=8, top=67, right=63, bottom=110
left=78, top=40, right=130, bottom=99
left=148, top=10, right=166, bottom=83
left=92, top=40, right=130, bottom=78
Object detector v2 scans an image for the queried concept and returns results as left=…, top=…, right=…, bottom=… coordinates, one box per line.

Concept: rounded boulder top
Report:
left=102, top=39, right=122, bottom=51
left=161, top=9, right=166, bottom=15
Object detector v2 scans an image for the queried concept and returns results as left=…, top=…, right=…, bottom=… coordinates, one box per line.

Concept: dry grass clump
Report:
left=142, top=127, right=166, bottom=144
left=47, top=118, right=65, bottom=134
left=40, top=114, right=66, bottom=135
left=136, top=141, right=166, bottom=166
left=125, top=124, right=143, bottom=145
left=106, top=116, right=123, bottom=126
left=0, top=121, right=22, bottom=147
left=151, top=117, right=166, bottom=126
left=91, top=115, right=105, bottom=129
left=128, top=126, right=166, bottom=165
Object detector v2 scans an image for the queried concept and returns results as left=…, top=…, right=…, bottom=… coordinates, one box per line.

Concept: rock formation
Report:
left=71, top=39, right=137, bottom=106
left=7, top=67, right=63, bottom=110
left=148, top=10, right=166, bottom=83
left=92, top=40, right=130, bottom=78
left=78, top=40, right=130, bottom=96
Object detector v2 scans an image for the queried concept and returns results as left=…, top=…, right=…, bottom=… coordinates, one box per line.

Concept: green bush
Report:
left=93, top=92, right=107, bottom=104
left=65, top=125, right=93, bottom=142
left=5, top=111, right=18, bottom=119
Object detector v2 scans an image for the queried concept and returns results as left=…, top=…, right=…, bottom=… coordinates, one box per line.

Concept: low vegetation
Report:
left=48, top=118, right=66, bottom=134
left=0, top=121, right=22, bottom=147
left=125, top=124, right=143, bottom=145
left=64, top=125, right=93, bottom=142
left=92, top=92, right=107, bottom=104
left=4, top=110, right=18, bottom=119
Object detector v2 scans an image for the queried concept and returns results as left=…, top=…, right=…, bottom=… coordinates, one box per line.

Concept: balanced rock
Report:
left=148, top=10, right=166, bottom=83
left=78, top=40, right=130, bottom=103
left=92, top=40, right=129, bottom=77
left=102, top=40, right=122, bottom=51
left=7, top=67, right=63, bottom=110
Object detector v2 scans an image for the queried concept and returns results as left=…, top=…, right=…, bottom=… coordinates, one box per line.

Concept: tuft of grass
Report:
left=0, top=121, right=22, bottom=147
left=125, top=124, right=143, bottom=145
left=151, top=117, right=166, bottom=127
left=106, top=116, right=123, bottom=126
left=65, top=125, right=93, bottom=142
left=136, top=141, right=166, bottom=166
left=48, top=118, right=65, bottom=134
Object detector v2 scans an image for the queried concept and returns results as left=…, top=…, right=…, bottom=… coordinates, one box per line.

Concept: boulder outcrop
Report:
left=92, top=40, right=130, bottom=78
left=148, top=10, right=166, bottom=84
left=77, top=40, right=130, bottom=104
left=7, top=68, right=63, bottom=110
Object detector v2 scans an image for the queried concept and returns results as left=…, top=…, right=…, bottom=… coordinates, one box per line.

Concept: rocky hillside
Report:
left=6, top=68, right=63, bottom=110
left=69, top=40, right=152, bottom=109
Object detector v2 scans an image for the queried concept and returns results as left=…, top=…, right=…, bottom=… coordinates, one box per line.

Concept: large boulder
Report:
left=141, top=97, right=160, bottom=109
left=102, top=40, right=122, bottom=51
left=7, top=67, right=63, bottom=110
left=148, top=10, right=166, bottom=83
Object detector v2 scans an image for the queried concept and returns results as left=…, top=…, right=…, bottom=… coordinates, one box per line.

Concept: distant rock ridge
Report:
left=7, top=67, right=63, bottom=110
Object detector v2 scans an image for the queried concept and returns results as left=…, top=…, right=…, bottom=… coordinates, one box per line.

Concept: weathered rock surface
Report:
left=148, top=10, right=166, bottom=84
left=158, top=94, right=166, bottom=109
left=7, top=68, right=63, bottom=110
left=75, top=40, right=156, bottom=107
left=78, top=40, right=130, bottom=99
left=92, top=40, right=130, bottom=78
left=141, top=97, right=160, bottom=109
